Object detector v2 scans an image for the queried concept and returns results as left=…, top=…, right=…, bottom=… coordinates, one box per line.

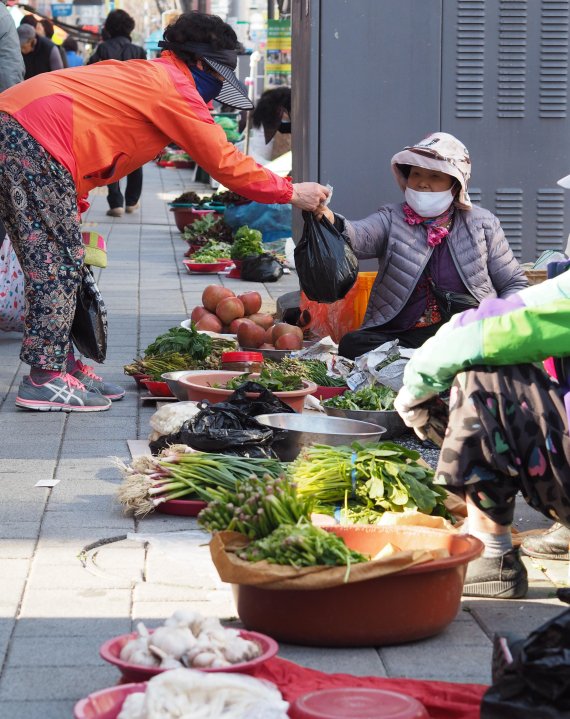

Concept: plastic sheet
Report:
left=224, top=202, right=292, bottom=243
left=481, top=588, right=570, bottom=718
left=149, top=384, right=294, bottom=458
left=294, top=212, right=358, bottom=303
left=240, top=254, right=284, bottom=282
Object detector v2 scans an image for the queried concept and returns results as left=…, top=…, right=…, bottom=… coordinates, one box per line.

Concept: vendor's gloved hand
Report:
left=394, top=386, right=437, bottom=440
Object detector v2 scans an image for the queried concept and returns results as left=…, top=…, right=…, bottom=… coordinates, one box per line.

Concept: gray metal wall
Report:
left=292, top=0, right=570, bottom=261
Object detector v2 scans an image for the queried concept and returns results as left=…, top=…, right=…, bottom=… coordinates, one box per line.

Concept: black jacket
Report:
left=24, top=36, right=61, bottom=78
left=87, top=35, right=146, bottom=64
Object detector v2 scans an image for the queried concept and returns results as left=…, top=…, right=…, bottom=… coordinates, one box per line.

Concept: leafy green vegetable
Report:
left=289, top=441, right=451, bottom=521
left=323, top=384, right=397, bottom=410
left=230, top=225, right=264, bottom=260
left=188, top=240, right=232, bottom=262
left=238, top=523, right=368, bottom=568
left=265, top=358, right=347, bottom=387
left=225, top=367, right=303, bottom=391
left=144, top=323, right=212, bottom=360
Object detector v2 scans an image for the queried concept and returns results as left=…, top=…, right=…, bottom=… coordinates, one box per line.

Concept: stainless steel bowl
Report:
left=255, top=412, right=386, bottom=462
left=161, top=370, right=215, bottom=401
left=239, top=340, right=315, bottom=362
left=323, top=406, right=407, bottom=439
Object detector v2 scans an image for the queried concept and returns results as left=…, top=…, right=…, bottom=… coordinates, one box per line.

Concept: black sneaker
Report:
left=463, top=548, right=528, bottom=599
left=521, top=523, right=570, bottom=561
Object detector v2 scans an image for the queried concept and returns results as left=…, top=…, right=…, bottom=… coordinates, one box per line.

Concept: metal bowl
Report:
left=161, top=370, right=216, bottom=401
left=240, top=340, right=315, bottom=361
left=323, top=406, right=407, bottom=439
left=254, top=412, right=386, bottom=462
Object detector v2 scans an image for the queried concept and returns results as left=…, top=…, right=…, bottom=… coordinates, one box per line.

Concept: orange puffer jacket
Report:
left=0, top=51, right=292, bottom=204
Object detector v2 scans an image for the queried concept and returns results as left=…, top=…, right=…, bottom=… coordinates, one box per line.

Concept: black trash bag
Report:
left=149, top=384, right=294, bottom=457
left=294, top=211, right=358, bottom=303
left=70, top=266, right=108, bottom=363
left=240, top=253, right=284, bottom=282
left=481, top=588, right=570, bottom=718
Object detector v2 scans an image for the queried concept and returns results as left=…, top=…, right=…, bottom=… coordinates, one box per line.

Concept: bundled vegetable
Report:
left=183, top=215, right=234, bottom=247
left=238, top=523, right=368, bottom=568
left=289, top=442, right=450, bottom=521
left=172, top=190, right=204, bottom=205
left=225, top=366, right=303, bottom=392
left=230, top=225, right=264, bottom=260
left=323, top=384, right=397, bottom=410
left=198, top=474, right=312, bottom=539
left=117, top=450, right=284, bottom=517
left=265, top=357, right=347, bottom=388
left=123, top=324, right=236, bottom=378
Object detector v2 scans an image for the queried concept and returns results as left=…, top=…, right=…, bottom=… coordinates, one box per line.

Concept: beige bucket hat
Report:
left=391, top=132, right=472, bottom=210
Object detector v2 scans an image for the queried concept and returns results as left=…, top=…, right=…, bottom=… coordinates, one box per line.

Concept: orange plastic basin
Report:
left=232, top=525, right=483, bottom=647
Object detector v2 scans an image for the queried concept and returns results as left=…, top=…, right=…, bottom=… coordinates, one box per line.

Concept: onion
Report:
left=247, top=313, right=274, bottom=330
left=272, top=322, right=303, bottom=341
left=215, top=297, right=245, bottom=325
left=190, top=306, right=208, bottom=323
left=237, top=291, right=262, bottom=316
left=195, top=313, right=223, bottom=333
left=202, top=285, right=234, bottom=313
left=274, top=333, right=303, bottom=350
left=237, top=319, right=266, bottom=348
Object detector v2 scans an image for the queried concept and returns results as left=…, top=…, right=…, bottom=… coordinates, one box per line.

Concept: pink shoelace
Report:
left=60, top=373, right=86, bottom=391
left=75, top=360, right=102, bottom=381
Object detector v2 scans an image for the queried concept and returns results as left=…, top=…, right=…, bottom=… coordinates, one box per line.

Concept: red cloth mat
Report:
left=251, top=657, right=486, bottom=719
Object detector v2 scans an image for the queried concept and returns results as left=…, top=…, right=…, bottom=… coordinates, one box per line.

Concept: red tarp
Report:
left=252, top=657, right=486, bottom=719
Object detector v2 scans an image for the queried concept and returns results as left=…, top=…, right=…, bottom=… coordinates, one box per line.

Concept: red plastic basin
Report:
left=310, top=386, right=348, bottom=401
left=170, top=207, right=219, bottom=232
left=74, top=683, right=146, bottom=719
left=140, top=379, right=174, bottom=397
left=232, top=525, right=483, bottom=647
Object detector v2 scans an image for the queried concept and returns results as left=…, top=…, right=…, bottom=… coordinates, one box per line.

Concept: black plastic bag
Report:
left=240, top=253, right=284, bottom=282
left=149, top=384, right=294, bottom=457
left=70, top=266, right=107, bottom=363
left=481, top=588, right=570, bottom=718
left=294, top=211, right=358, bottom=303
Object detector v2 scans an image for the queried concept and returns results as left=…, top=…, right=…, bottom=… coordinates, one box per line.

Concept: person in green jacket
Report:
left=395, top=257, right=570, bottom=599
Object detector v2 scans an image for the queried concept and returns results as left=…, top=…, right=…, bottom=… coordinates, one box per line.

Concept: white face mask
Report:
left=404, top=187, right=454, bottom=217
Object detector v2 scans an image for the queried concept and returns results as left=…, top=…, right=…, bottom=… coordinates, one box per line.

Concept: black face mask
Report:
left=278, top=120, right=291, bottom=134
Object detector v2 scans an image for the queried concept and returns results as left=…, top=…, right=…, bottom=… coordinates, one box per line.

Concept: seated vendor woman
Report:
left=316, top=132, right=528, bottom=360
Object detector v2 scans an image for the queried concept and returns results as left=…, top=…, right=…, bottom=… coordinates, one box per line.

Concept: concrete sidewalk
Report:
left=0, top=161, right=566, bottom=718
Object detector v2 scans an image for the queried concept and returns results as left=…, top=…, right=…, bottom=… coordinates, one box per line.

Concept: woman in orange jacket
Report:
left=0, top=12, right=329, bottom=413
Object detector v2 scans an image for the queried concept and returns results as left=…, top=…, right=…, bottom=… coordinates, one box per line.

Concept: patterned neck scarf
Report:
left=403, top=203, right=455, bottom=247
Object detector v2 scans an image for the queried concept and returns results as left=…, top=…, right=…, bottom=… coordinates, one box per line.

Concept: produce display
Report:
left=224, top=367, right=303, bottom=392
left=117, top=449, right=284, bottom=517
left=238, top=320, right=304, bottom=351
left=190, top=286, right=274, bottom=335
left=186, top=240, right=232, bottom=263
left=198, top=474, right=311, bottom=539
left=119, top=611, right=261, bottom=670
left=323, top=384, right=397, bottom=410
left=266, top=357, right=347, bottom=388
left=117, top=668, right=288, bottom=719
left=230, top=225, right=264, bottom=260
left=289, top=442, right=450, bottom=522
left=123, top=323, right=236, bottom=379
left=238, top=523, right=368, bottom=568
left=211, top=190, right=251, bottom=206
left=183, top=215, right=234, bottom=248
left=172, top=190, right=203, bottom=205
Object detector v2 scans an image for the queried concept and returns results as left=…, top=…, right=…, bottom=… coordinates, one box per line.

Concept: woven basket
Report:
left=524, top=269, right=548, bottom=285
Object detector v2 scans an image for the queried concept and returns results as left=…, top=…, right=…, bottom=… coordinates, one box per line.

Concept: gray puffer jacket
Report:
left=340, top=203, right=528, bottom=329
left=0, top=3, right=24, bottom=93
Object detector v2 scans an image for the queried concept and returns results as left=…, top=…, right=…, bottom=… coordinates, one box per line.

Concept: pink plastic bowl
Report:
left=99, top=629, right=279, bottom=683
left=310, top=386, right=348, bottom=401
left=178, top=371, right=317, bottom=413
left=74, top=683, right=146, bottom=719
left=183, top=260, right=228, bottom=274
left=140, top=379, right=174, bottom=398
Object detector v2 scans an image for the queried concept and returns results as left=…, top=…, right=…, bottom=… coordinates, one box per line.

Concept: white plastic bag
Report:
left=0, top=236, right=25, bottom=333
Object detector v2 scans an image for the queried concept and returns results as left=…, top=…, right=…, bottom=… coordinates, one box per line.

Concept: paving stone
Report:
left=134, top=594, right=236, bottom=622
left=20, top=588, right=132, bottom=618
left=12, top=616, right=131, bottom=639
left=0, top=665, right=117, bottom=701
left=277, top=645, right=388, bottom=677
left=0, top=540, right=35, bottom=559
left=7, top=634, right=113, bottom=668
left=0, top=701, right=76, bottom=719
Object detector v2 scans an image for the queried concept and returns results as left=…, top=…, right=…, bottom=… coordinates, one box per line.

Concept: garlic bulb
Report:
left=148, top=626, right=195, bottom=659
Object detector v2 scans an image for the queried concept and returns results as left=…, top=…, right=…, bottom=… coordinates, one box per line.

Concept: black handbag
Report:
left=429, top=280, right=478, bottom=321
left=70, top=266, right=108, bottom=363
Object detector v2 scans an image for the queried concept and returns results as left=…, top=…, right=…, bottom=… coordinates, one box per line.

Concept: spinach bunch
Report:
left=226, top=367, right=303, bottom=391
left=323, top=384, right=397, bottom=411
left=144, top=324, right=212, bottom=360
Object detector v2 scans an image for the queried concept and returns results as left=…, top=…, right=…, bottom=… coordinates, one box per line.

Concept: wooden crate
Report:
left=524, top=269, right=548, bottom=285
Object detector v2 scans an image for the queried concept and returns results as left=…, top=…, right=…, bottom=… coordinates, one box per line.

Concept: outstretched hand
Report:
left=291, top=182, right=330, bottom=211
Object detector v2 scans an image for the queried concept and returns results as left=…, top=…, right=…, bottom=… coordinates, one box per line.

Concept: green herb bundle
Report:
left=289, top=442, right=450, bottom=520
left=238, top=523, right=368, bottom=568
left=323, top=385, right=397, bottom=411
left=118, top=453, right=284, bottom=517
left=188, top=240, right=232, bottom=263
left=198, top=474, right=311, bottom=539
left=144, top=324, right=212, bottom=359
left=225, top=367, right=303, bottom=391
left=265, top=358, right=347, bottom=388
left=230, top=225, right=264, bottom=260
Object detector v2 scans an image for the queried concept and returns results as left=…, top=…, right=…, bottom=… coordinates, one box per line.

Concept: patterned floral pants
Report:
left=0, top=113, right=84, bottom=370
left=436, top=364, right=570, bottom=526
